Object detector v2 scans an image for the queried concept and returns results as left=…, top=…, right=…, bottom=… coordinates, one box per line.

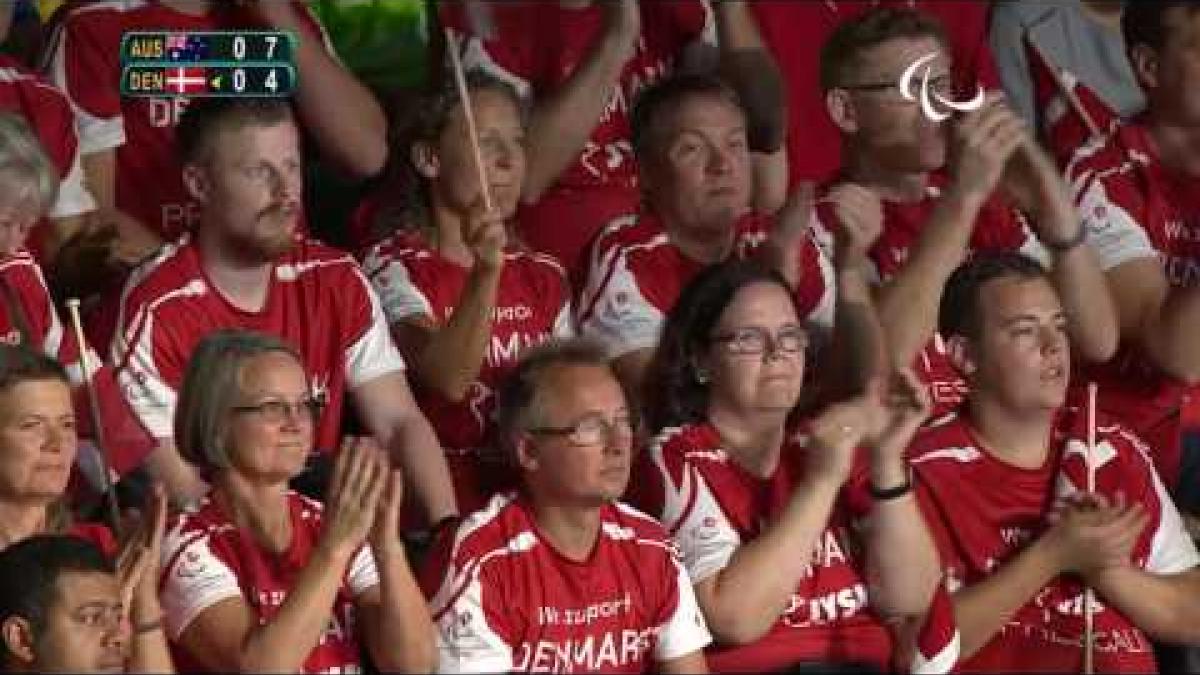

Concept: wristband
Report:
left=133, top=616, right=164, bottom=635
left=1041, top=225, right=1087, bottom=253
left=869, top=468, right=914, bottom=501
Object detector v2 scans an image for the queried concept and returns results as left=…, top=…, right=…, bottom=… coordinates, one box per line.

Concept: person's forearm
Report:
left=283, top=15, right=387, bottom=177
left=1034, top=201, right=1118, bottom=362
left=1089, top=567, right=1200, bottom=644
left=1143, top=287, right=1200, bottom=384
left=703, top=477, right=841, bottom=644
left=825, top=260, right=885, bottom=400
left=863, top=459, right=939, bottom=617
left=144, top=441, right=209, bottom=508
left=952, top=535, right=1063, bottom=659
left=713, top=1, right=784, bottom=153
left=521, top=27, right=635, bottom=202
left=390, top=410, right=458, bottom=524
left=368, top=549, right=437, bottom=672
left=411, top=261, right=503, bottom=401
left=876, top=188, right=983, bottom=368
left=127, top=597, right=174, bottom=673
left=236, top=546, right=350, bottom=672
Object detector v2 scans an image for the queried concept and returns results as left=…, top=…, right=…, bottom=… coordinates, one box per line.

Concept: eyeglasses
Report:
left=231, top=396, right=325, bottom=424
left=710, top=325, right=809, bottom=356
left=839, top=73, right=956, bottom=98
left=527, top=412, right=636, bottom=447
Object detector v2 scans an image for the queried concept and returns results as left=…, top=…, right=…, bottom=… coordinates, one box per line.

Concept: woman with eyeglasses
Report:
left=157, top=329, right=435, bottom=673
left=629, top=258, right=947, bottom=673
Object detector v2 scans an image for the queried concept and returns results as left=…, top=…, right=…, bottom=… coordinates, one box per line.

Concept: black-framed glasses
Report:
left=711, top=324, right=809, bottom=356
left=839, top=73, right=955, bottom=98
left=231, top=396, right=326, bottom=424
left=527, top=412, right=636, bottom=447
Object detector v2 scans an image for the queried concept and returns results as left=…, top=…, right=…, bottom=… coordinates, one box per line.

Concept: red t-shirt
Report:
left=750, top=0, right=1000, bottom=186
left=812, top=176, right=1046, bottom=417
left=1066, top=120, right=1200, bottom=487
left=111, top=235, right=405, bottom=453
left=631, top=421, right=891, bottom=672
left=0, top=251, right=153, bottom=474
left=423, top=492, right=712, bottom=673
left=45, top=1, right=328, bottom=239
left=159, top=491, right=379, bottom=674
left=909, top=408, right=1200, bottom=672
left=577, top=210, right=834, bottom=359
left=442, top=0, right=713, bottom=276
left=361, top=230, right=573, bottom=512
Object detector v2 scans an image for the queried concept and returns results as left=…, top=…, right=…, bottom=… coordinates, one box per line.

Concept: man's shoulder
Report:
left=1067, top=123, right=1157, bottom=185
left=121, top=236, right=204, bottom=308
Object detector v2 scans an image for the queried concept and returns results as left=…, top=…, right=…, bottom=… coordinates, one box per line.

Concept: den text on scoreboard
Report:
left=121, top=31, right=296, bottom=97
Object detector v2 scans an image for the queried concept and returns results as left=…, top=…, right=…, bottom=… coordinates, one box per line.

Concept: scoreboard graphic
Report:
left=121, top=31, right=296, bottom=98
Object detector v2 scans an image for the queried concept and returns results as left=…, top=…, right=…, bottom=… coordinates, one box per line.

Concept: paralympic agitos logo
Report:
left=899, top=52, right=985, bottom=122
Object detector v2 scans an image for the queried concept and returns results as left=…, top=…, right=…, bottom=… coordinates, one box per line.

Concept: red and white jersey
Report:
left=577, top=211, right=834, bottom=358
left=424, top=492, right=711, bottom=674
left=812, top=176, right=1047, bottom=416
left=111, top=235, right=405, bottom=452
left=750, top=0, right=1000, bottom=186
left=909, top=408, right=1200, bottom=673
left=361, top=230, right=572, bottom=511
left=45, top=1, right=330, bottom=239
left=1066, top=119, right=1200, bottom=486
left=160, top=490, right=378, bottom=674
left=0, top=250, right=153, bottom=475
left=632, top=422, right=891, bottom=672
left=442, top=1, right=713, bottom=274
left=0, top=54, right=93, bottom=222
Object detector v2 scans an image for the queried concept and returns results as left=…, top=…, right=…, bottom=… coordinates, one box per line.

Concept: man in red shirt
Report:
left=44, top=0, right=385, bottom=316
left=909, top=251, right=1200, bottom=672
left=1064, top=2, right=1200, bottom=508
left=577, top=74, right=834, bottom=396
left=110, top=98, right=455, bottom=523
left=445, top=0, right=786, bottom=278
left=750, top=0, right=999, bottom=186
left=424, top=339, right=711, bottom=673
left=814, top=7, right=1117, bottom=417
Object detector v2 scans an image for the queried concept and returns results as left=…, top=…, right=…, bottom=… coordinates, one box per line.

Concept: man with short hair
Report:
left=0, top=534, right=172, bottom=673
left=424, top=339, right=711, bottom=673
left=576, top=73, right=837, bottom=396
left=909, top=251, right=1200, bottom=672
left=1065, top=1, right=1200, bottom=510
left=816, top=6, right=1117, bottom=417
left=110, top=98, right=456, bottom=523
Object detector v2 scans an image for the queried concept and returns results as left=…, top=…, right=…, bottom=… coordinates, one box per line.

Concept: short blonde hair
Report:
left=174, top=329, right=301, bottom=474
left=0, top=113, right=58, bottom=218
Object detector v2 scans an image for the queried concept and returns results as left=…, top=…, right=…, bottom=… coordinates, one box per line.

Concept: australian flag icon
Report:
left=166, top=33, right=209, bottom=62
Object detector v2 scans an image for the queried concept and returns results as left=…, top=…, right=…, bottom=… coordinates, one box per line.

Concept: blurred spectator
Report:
left=0, top=534, right=172, bottom=673
left=814, top=7, right=1116, bottom=416
left=990, top=0, right=1142, bottom=130
left=0, top=114, right=153, bottom=478
left=110, top=99, right=454, bottom=523
left=1064, top=1, right=1200, bottom=506
left=576, top=73, right=833, bottom=398
left=910, top=252, right=1200, bottom=671
left=443, top=0, right=787, bottom=278
left=159, top=330, right=434, bottom=673
left=631, top=259, right=949, bottom=672
left=360, top=72, right=572, bottom=516
left=749, top=0, right=998, bottom=186
left=424, top=338, right=711, bottom=673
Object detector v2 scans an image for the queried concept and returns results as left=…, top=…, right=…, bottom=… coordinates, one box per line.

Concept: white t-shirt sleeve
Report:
left=1075, top=176, right=1158, bottom=271
left=47, top=145, right=96, bottom=218
left=648, top=449, right=743, bottom=584
left=654, top=554, right=713, bottom=662
left=160, top=535, right=243, bottom=640
left=113, top=309, right=179, bottom=440
left=551, top=299, right=575, bottom=339
left=1145, top=464, right=1200, bottom=575
left=363, top=250, right=434, bottom=323
left=344, top=267, right=407, bottom=388
left=577, top=254, right=665, bottom=358
left=432, top=568, right=515, bottom=674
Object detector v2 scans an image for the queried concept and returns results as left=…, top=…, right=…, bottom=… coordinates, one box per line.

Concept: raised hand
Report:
left=807, top=397, right=876, bottom=487
left=369, top=469, right=406, bottom=557
left=868, top=368, right=932, bottom=459
left=464, top=199, right=507, bottom=270
left=116, top=483, right=169, bottom=624
left=320, top=437, right=388, bottom=561
left=823, top=182, right=883, bottom=264
left=947, top=94, right=1027, bottom=204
